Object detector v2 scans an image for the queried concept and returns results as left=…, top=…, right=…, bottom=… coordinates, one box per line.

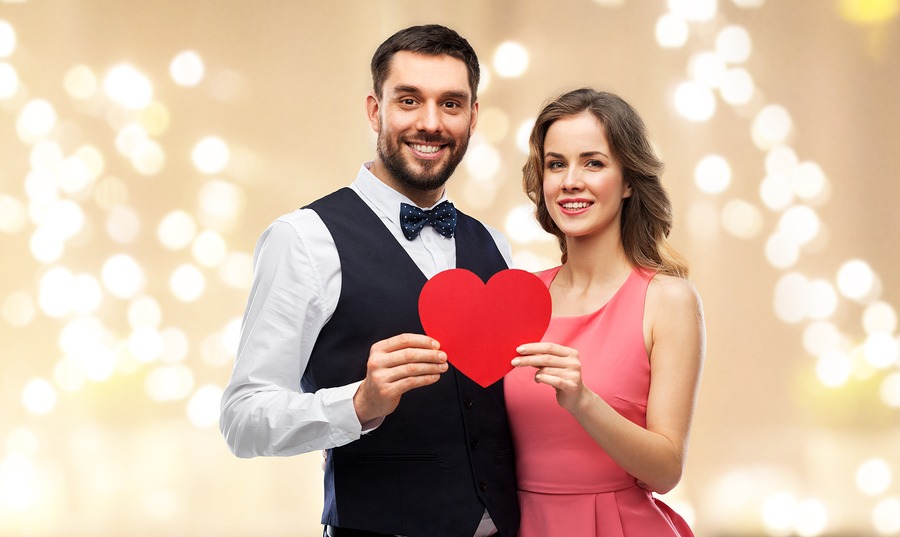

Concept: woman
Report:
left=506, top=88, right=705, bottom=536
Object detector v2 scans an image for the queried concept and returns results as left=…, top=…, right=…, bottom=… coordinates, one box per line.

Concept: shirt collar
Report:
left=351, top=162, right=449, bottom=225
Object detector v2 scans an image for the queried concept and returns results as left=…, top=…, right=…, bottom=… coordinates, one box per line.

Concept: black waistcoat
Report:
left=304, top=188, right=519, bottom=537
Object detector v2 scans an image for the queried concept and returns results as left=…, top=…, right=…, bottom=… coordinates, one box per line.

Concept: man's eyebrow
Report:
left=389, top=85, right=471, bottom=102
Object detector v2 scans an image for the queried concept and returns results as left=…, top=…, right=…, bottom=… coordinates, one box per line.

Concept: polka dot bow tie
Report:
left=399, top=200, right=457, bottom=240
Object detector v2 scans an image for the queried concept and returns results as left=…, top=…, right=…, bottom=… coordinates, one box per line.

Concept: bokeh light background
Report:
left=1, top=0, right=899, bottom=535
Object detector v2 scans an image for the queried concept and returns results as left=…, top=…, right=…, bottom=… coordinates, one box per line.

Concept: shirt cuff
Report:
left=321, top=381, right=383, bottom=441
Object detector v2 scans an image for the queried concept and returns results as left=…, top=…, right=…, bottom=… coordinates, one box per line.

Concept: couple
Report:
left=219, top=24, right=705, bottom=537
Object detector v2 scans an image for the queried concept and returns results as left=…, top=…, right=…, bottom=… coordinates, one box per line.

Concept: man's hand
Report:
left=353, top=334, right=448, bottom=425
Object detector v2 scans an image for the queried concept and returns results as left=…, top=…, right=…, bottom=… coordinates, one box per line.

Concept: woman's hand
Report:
left=512, top=342, right=591, bottom=412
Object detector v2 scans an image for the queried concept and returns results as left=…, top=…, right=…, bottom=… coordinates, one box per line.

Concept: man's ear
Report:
left=365, top=93, right=381, bottom=133
left=469, top=100, right=479, bottom=136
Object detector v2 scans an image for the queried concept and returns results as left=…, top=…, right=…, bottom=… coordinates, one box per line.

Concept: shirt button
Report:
left=470, top=439, right=479, bottom=450
left=478, top=482, right=487, bottom=492
left=463, top=398, right=474, bottom=409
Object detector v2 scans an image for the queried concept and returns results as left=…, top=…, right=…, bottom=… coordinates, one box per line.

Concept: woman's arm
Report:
left=512, top=275, right=705, bottom=493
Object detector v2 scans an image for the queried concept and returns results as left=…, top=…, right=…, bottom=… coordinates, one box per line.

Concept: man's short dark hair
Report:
left=371, top=24, right=480, bottom=104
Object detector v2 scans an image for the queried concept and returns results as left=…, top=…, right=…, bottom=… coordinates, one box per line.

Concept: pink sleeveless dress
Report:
left=505, top=266, right=694, bottom=537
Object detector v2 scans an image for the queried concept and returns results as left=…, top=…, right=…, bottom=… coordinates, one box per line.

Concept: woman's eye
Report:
left=547, top=161, right=564, bottom=169
left=587, top=160, right=604, bottom=168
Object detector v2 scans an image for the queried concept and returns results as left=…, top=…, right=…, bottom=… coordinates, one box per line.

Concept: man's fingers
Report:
left=371, top=333, right=439, bottom=354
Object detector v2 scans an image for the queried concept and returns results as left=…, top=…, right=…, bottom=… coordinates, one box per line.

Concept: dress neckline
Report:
left=544, top=265, right=641, bottom=320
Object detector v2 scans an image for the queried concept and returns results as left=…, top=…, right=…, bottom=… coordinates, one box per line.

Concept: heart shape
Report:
left=418, top=268, right=552, bottom=387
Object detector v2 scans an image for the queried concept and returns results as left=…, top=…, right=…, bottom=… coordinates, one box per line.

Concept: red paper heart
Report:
left=418, top=268, right=552, bottom=387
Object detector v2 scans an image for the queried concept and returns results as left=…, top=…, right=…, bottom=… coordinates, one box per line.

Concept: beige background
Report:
left=1, top=1, right=899, bottom=535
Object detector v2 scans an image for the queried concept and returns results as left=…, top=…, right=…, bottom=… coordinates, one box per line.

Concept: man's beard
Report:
left=376, top=127, right=470, bottom=193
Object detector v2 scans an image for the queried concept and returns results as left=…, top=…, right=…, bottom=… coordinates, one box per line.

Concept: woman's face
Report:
left=541, top=112, right=632, bottom=240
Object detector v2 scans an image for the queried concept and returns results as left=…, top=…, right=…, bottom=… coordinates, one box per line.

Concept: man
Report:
left=219, top=25, right=519, bottom=537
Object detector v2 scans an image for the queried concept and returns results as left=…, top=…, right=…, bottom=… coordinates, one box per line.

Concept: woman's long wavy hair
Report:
left=523, top=88, right=689, bottom=277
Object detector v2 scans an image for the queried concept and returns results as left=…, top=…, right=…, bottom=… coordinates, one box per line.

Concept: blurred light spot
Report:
left=592, top=0, right=626, bottom=5
left=131, top=138, right=166, bottom=175
left=54, top=356, right=86, bottom=392
left=0, top=194, right=26, bottom=233
left=778, top=205, right=819, bottom=246
left=477, top=62, right=491, bottom=94
left=219, top=252, right=253, bottom=289
left=158, top=209, right=197, bottom=250
left=58, top=316, right=116, bottom=381
left=686, top=200, right=720, bottom=240
left=759, top=172, right=794, bottom=211
left=75, top=144, right=105, bottom=181
left=101, top=254, right=146, bottom=299
left=752, top=104, right=793, bottom=150
left=0, top=20, right=15, bottom=57
left=199, top=179, right=244, bottom=226
left=170, top=264, right=205, bottom=302
left=492, top=41, right=529, bottom=78
left=201, top=331, right=235, bottom=368
left=721, top=199, right=763, bottom=239
left=863, top=301, right=897, bottom=334
left=765, top=231, right=799, bottom=269
left=22, top=378, right=56, bottom=415
left=128, top=295, right=162, bottom=328
left=873, top=495, right=900, bottom=534
left=802, top=321, right=844, bottom=357
left=57, top=155, right=92, bottom=194
left=17, top=99, right=58, bottom=143
left=512, top=250, right=557, bottom=273
left=694, top=154, right=731, bottom=193
left=145, top=365, right=195, bottom=401
left=103, top=64, right=153, bottom=110
left=516, top=118, right=535, bottom=155
left=790, top=162, right=828, bottom=204
left=839, top=0, right=900, bottom=23
left=30, top=227, right=64, bottom=263
left=668, top=0, right=718, bottom=21
left=42, top=199, right=85, bottom=240
left=720, top=67, right=754, bottom=105
left=160, top=327, right=189, bottom=363
left=38, top=267, right=74, bottom=317
left=209, top=69, right=244, bottom=102
left=0, top=61, right=19, bottom=99
left=794, top=498, right=828, bottom=536
left=192, top=136, right=230, bottom=174
left=461, top=176, right=497, bottom=211
left=689, top=51, right=726, bottom=88
left=864, top=332, right=898, bottom=368
left=774, top=272, right=808, bottom=323
left=30, top=140, right=63, bottom=170
left=222, top=317, right=242, bottom=354
left=137, top=101, right=171, bottom=137
left=715, top=25, right=752, bottom=64
left=187, top=385, right=223, bottom=428
left=464, top=140, right=502, bottom=182
left=0, top=453, right=37, bottom=511
left=655, top=13, right=689, bottom=48
left=817, top=349, right=852, bottom=387
left=71, top=273, right=103, bottom=314
left=805, top=279, right=837, bottom=320
left=766, top=145, right=798, bottom=175
left=857, top=458, right=892, bottom=496
left=674, top=81, right=716, bottom=122
left=115, top=122, right=149, bottom=157
left=477, top=107, right=509, bottom=144
left=2, top=290, right=35, bottom=326
left=192, top=230, right=227, bottom=267
left=881, top=372, right=900, bottom=408
left=733, top=0, right=765, bottom=7
left=129, top=326, right=163, bottom=363
left=504, top=204, right=550, bottom=244
left=762, top=491, right=797, bottom=535
left=106, top=206, right=141, bottom=244
left=170, top=50, right=205, bottom=86
left=63, top=64, right=97, bottom=100
left=836, top=259, right=875, bottom=301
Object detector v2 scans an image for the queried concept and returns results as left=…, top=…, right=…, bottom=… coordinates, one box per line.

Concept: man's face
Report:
left=367, top=51, right=478, bottom=197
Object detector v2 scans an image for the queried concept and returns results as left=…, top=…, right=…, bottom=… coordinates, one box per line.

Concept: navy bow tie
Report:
left=399, top=200, right=457, bottom=240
